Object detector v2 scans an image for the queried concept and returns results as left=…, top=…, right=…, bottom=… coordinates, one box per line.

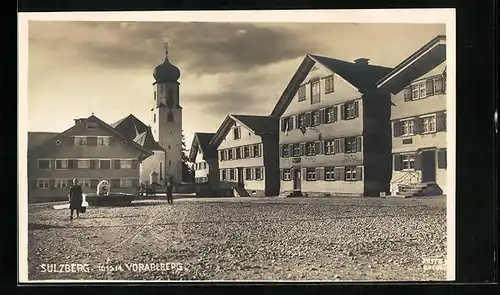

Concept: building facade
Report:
left=210, top=115, right=279, bottom=197
left=271, top=54, right=393, bottom=197
left=28, top=115, right=153, bottom=203
left=377, top=35, right=447, bottom=196
left=188, top=132, right=219, bottom=196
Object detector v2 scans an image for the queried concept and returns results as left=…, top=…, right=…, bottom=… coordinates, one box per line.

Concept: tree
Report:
left=181, top=131, right=194, bottom=183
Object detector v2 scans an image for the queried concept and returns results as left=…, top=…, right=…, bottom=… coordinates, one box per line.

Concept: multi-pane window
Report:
left=233, top=127, right=241, bottom=140
left=345, top=166, right=357, bottom=181
left=228, top=149, right=234, bottom=160
left=311, top=111, right=320, bottom=126
left=345, top=102, right=356, bottom=119
left=434, top=76, right=445, bottom=94
left=243, top=146, right=250, bottom=158
left=220, top=150, right=226, bottom=161
left=345, top=137, right=358, bottom=153
left=324, top=140, right=335, bottom=154
left=99, top=160, right=111, bottom=169
left=37, top=179, right=50, bottom=189
left=55, top=159, right=68, bottom=169
left=245, top=168, right=252, bottom=180
left=306, top=142, right=316, bottom=155
left=402, top=154, right=415, bottom=170
left=77, top=159, right=90, bottom=169
left=253, top=144, right=261, bottom=157
left=411, top=81, right=427, bottom=100
left=55, top=179, right=68, bottom=188
left=38, top=159, right=51, bottom=169
left=400, top=119, right=415, bottom=136
left=325, top=107, right=336, bottom=123
left=298, top=85, right=306, bottom=101
left=325, top=167, right=336, bottom=181
left=325, top=75, right=334, bottom=93
left=120, top=179, right=133, bottom=188
left=81, top=179, right=91, bottom=188
left=74, top=136, right=87, bottom=146
left=235, top=148, right=242, bottom=159
left=298, top=114, right=306, bottom=128
left=255, top=167, right=263, bottom=180
left=306, top=168, right=316, bottom=181
left=311, top=80, right=320, bottom=104
left=221, top=170, right=227, bottom=180
left=120, top=159, right=132, bottom=169
left=419, top=81, right=426, bottom=98
left=97, top=136, right=110, bottom=146
left=283, top=169, right=291, bottom=181
left=293, top=144, right=301, bottom=156
left=229, top=169, right=236, bottom=180
left=282, top=145, right=290, bottom=158
left=420, top=115, right=436, bottom=133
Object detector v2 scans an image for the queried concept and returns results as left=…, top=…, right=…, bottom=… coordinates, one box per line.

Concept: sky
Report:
left=26, top=20, right=445, bottom=149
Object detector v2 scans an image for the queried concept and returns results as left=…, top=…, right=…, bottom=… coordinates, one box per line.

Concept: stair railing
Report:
left=390, top=170, right=420, bottom=195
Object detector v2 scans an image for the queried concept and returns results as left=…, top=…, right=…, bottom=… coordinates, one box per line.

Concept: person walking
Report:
left=69, top=178, right=83, bottom=220
left=166, top=178, right=173, bottom=205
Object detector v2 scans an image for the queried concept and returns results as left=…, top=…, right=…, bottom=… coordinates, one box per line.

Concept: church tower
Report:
left=151, top=43, right=183, bottom=185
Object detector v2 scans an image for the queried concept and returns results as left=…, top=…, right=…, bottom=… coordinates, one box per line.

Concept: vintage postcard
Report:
left=18, top=9, right=456, bottom=283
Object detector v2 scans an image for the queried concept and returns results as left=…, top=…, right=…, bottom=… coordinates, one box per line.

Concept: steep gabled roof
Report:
left=209, top=114, right=278, bottom=148
left=188, top=132, right=216, bottom=162
left=29, top=115, right=153, bottom=159
left=112, top=114, right=164, bottom=151
left=376, top=35, right=446, bottom=92
left=270, top=54, right=392, bottom=117
left=28, top=132, right=59, bottom=151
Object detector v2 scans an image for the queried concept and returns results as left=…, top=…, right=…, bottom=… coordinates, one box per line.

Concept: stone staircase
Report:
left=396, top=182, right=430, bottom=198
left=232, top=186, right=251, bottom=198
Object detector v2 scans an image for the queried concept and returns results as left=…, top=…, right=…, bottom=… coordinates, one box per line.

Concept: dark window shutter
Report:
left=355, top=166, right=363, bottom=181
left=280, top=169, right=284, bottom=180
left=295, top=116, right=300, bottom=129
left=338, top=167, right=346, bottom=181
left=340, top=104, right=346, bottom=120
left=394, top=154, right=402, bottom=171
left=339, top=138, right=345, bottom=153
left=314, top=141, right=321, bottom=155
left=87, top=136, right=97, bottom=146
left=111, top=179, right=120, bottom=188
left=333, top=106, right=338, bottom=121
left=302, top=168, right=307, bottom=180
left=404, top=87, right=412, bottom=101
left=49, top=179, right=55, bottom=189
left=436, top=111, right=447, bottom=132
left=316, top=167, right=324, bottom=181
left=354, top=101, right=360, bottom=118
left=414, top=153, right=422, bottom=170
left=300, top=143, right=306, bottom=156
left=288, top=144, right=294, bottom=156
left=31, top=179, right=38, bottom=189
left=437, top=149, right=447, bottom=169
left=132, top=159, right=138, bottom=169
left=280, top=118, right=285, bottom=132
left=289, top=116, right=295, bottom=130
left=90, top=179, right=99, bottom=188
left=319, top=109, right=325, bottom=124
left=68, top=160, right=74, bottom=169
left=426, top=79, right=434, bottom=96
left=356, top=137, right=362, bottom=152
left=279, top=145, right=283, bottom=158
left=414, top=117, right=422, bottom=134
left=132, top=179, right=139, bottom=188
left=108, top=136, right=114, bottom=146
left=90, top=160, right=97, bottom=169
left=113, top=159, right=121, bottom=169
left=306, top=112, right=312, bottom=127
left=393, top=121, right=400, bottom=137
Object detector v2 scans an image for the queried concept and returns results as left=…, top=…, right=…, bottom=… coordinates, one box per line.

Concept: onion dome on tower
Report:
left=153, top=42, right=180, bottom=83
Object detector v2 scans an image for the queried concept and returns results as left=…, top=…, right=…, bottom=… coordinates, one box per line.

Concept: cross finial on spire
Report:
left=164, top=42, right=169, bottom=55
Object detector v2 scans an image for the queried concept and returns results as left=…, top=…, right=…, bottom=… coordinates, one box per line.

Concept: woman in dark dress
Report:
left=69, top=178, right=83, bottom=219
left=166, top=178, right=173, bottom=205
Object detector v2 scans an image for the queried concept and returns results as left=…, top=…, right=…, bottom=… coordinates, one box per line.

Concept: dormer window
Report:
left=233, top=127, right=241, bottom=140
left=311, top=80, right=321, bottom=104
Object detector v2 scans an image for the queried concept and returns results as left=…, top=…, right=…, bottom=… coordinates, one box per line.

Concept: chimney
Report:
left=354, top=58, right=370, bottom=65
